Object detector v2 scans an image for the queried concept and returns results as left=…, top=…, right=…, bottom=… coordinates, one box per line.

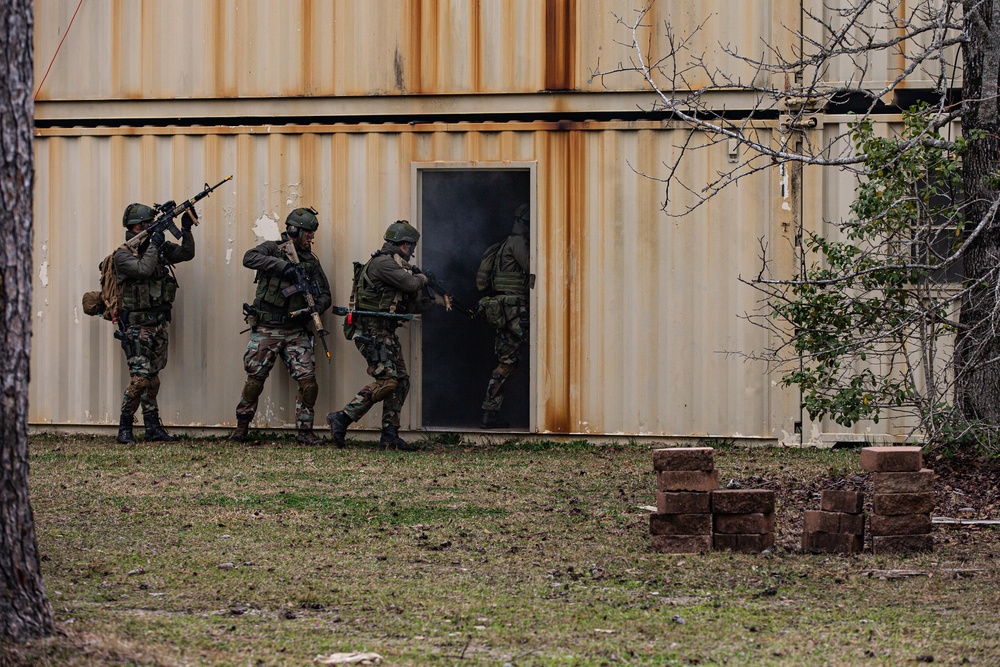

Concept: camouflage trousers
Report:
left=342, top=326, right=409, bottom=429
left=482, top=325, right=525, bottom=411
left=235, top=324, right=318, bottom=430
left=120, top=321, right=169, bottom=416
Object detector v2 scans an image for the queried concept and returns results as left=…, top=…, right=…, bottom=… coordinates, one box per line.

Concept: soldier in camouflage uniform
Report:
left=114, top=202, right=197, bottom=444
left=326, top=220, right=436, bottom=451
left=228, top=207, right=332, bottom=445
left=478, top=204, right=531, bottom=429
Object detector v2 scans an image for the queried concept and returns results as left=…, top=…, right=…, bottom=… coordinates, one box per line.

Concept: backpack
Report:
left=81, top=251, right=124, bottom=322
left=475, top=240, right=505, bottom=292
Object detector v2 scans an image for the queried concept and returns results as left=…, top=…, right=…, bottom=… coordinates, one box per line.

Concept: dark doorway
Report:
left=419, top=169, right=531, bottom=431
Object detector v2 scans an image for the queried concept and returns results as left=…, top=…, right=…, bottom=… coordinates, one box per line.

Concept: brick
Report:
left=657, top=470, right=719, bottom=492
left=649, top=513, right=713, bottom=536
left=713, top=532, right=775, bottom=553
left=871, top=469, right=935, bottom=494
left=872, top=492, right=935, bottom=516
left=820, top=490, right=864, bottom=514
left=713, top=512, right=774, bottom=535
left=871, top=534, right=933, bottom=554
left=711, top=489, right=775, bottom=514
left=860, top=446, right=923, bottom=472
left=869, top=513, right=932, bottom=536
left=656, top=491, right=711, bottom=514
left=652, top=447, right=715, bottom=472
left=651, top=534, right=713, bottom=554
left=803, top=510, right=865, bottom=536
left=802, top=532, right=864, bottom=554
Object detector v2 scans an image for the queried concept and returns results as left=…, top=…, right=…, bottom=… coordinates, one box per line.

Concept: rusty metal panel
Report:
left=33, top=121, right=797, bottom=439
left=35, top=0, right=794, bottom=101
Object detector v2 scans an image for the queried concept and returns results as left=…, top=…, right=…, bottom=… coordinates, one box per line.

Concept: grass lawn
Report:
left=5, top=434, right=999, bottom=666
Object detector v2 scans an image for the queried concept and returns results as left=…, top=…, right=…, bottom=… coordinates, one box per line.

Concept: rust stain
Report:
left=470, top=0, right=481, bottom=92
left=544, top=0, right=577, bottom=91
left=302, top=0, right=314, bottom=94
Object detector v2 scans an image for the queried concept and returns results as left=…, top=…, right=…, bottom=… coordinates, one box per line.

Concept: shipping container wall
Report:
left=33, top=0, right=794, bottom=100
left=33, top=121, right=809, bottom=439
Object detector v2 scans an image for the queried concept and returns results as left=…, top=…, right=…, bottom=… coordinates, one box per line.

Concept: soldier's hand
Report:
left=281, top=264, right=299, bottom=280
left=150, top=230, right=166, bottom=247
left=418, top=273, right=430, bottom=286
left=181, top=208, right=198, bottom=231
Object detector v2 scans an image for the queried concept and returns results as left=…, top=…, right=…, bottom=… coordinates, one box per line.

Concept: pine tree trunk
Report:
left=956, top=1, right=1000, bottom=424
left=0, top=0, right=54, bottom=643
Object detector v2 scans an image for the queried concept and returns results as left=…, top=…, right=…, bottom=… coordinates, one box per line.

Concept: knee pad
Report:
left=297, top=377, right=319, bottom=407
left=242, top=376, right=266, bottom=403
left=370, top=378, right=398, bottom=402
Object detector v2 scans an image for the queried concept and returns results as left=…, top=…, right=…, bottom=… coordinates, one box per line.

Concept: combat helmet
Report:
left=285, top=206, right=320, bottom=232
left=384, top=220, right=420, bottom=244
left=122, top=203, right=156, bottom=228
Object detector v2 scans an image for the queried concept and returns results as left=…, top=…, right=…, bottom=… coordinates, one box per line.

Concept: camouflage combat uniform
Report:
left=233, top=232, right=331, bottom=438
left=113, top=224, right=195, bottom=438
left=479, top=212, right=530, bottom=424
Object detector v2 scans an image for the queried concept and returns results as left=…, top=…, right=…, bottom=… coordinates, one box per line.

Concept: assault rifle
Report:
left=125, top=175, right=233, bottom=255
left=279, top=239, right=331, bottom=362
left=331, top=305, right=414, bottom=324
left=418, top=270, right=476, bottom=318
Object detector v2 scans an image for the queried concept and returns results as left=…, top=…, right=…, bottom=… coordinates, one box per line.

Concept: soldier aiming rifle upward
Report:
left=124, top=176, right=232, bottom=255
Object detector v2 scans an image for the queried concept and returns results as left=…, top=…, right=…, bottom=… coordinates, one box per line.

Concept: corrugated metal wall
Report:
left=33, top=0, right=793, bottom=100
left=33, top=121, right=801, bottom=438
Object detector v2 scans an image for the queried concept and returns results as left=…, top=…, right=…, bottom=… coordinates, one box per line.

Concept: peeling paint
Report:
left=226, top=247, right=234, bottom=264
left=39, top=261, right=49, bottom=287
left=252, top=214, right=281, bottom=241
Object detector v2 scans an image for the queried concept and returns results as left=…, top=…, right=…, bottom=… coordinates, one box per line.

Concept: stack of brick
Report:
left=649, top=447, right=718, bottom=553
left=801, top=490, right=865, bottom=553
left=711, top=489, right=776, bottom=553
left=862, top=446, right=935, bottom=553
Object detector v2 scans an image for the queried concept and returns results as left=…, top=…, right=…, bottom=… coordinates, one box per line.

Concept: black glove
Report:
left=150, top=230, right=165, bottom=247
left=281, top=264, right=299, bottom=281
left=181, top=208, right=198, bottom=231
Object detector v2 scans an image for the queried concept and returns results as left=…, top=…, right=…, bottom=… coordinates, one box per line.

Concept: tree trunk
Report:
left=956, top=1, right=1000, bottom=423
left=0, top=0, right=54, bottom=643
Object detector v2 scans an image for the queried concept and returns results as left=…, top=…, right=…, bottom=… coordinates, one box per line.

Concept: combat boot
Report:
left=143, top=410, right=177, bottom=442
left=295, top=428, right=323, bottom=446
left=480, top=410, right=509, bottom=429
left=228, top=418, right=251, bottom=443
left=117, top=412, right=135, bottom=444
left=326, top=410, right=352, bottom=448
left=379, top=426, right=418, bottom=452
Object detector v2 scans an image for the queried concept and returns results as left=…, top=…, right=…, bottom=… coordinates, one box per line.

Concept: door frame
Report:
left=409, top=161, right=538, bottom=432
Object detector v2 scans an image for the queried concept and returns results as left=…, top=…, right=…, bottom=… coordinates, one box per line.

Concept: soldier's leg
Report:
left=481, top=329, right=521, bottom=411
left=119, top=324, right=152, bottom=443
left=379, top=333, right=409, bottom=430
left=341, top=331, right=397, bottom=423
left=284, top=329, right=322, bottom=444
left=234, top=328, right=281, bottom=423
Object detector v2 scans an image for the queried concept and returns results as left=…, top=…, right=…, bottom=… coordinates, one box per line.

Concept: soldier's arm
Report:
left=113, top=243, right=160, bottom=279
left=243, top=241, right=287, bottom=275
left=161, top=228, right=195, bottom=264
left=370, top=255, right=427, bottom=294
left=509, top=235, right=529, bottom=272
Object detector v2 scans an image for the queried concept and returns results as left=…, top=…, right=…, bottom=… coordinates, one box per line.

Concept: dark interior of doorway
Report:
left=420, top=169, right=531, bottom=431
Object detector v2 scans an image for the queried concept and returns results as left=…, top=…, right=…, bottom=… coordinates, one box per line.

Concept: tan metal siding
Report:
left=34, top=0, right=795, bottom=100
left=33, top=121, right=796, bottom=438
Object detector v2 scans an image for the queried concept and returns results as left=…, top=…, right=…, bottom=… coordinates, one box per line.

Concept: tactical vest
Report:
left=253, top=254, right=321, bottom=324
left=353, top=251, right=408, bottom=314
left=122, top=263, right=178, bottom=325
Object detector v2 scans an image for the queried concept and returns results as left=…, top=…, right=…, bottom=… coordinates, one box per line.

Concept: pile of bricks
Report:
left=650, top=447, right=717, bottom=553
left=711, top=489, right=776, bottom=553
left=862, top=446, right=935, bottom=553
left=801, top=490, right=865, bottom=553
